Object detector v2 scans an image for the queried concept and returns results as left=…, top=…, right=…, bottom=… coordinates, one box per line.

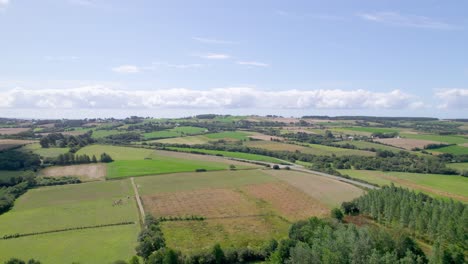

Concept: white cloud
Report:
left=435, top=89, right=468, bottom=109
left=196, top=53, right=231, bottom=60
left=237, top=61, right=270, bottom=67
left=0, top=86, right=422, bottom=110
left=152, top=62, right=203, bottom=69
left=358, top=12, right=457, bottom=30
left=112, top=65, right=140, bottom=74
left=193, top=37, right=236, bottom=44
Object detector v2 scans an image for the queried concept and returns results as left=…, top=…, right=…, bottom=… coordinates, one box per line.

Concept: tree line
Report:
left=347, top=185, right=466, bottom=263
left=39, top=131, right=94, bottom=152
left=47, top=152, right=113, bottom=166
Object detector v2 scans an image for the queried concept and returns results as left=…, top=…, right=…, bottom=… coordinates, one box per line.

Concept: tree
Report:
left=331, top=208, right=344, bottom=221
left=212, top=243, right=226, bottom=264
left=128, top=256, right=140, bottom=264
left=272, top=164, right=280, bottom=170
left=100, top=152, right=114, bottom=163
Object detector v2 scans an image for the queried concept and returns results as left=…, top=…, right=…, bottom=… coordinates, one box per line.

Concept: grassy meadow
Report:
left=166, top=147, right=284, bottom=163
left=21, top=143, right=70, bottom=158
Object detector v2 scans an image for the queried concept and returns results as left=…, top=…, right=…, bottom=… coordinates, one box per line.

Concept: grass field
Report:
left=428, top=145, right=468, bottom=155
left=77, top=145, right=154, bottom=160
left=21, top=143, right=70, bottom=158
left=342, top=127, right=400, bottom=134
left=0, top=180, right=139, bottom=263
left=107, top=158, right=228, bottom=179
left=166, top=147, right=284, bottom=163
left=91, top=129, right=128, bottom=139
left=338, top=169, right=468, bottom=202
left=0, top=139, right=36, bottom=151
left=204, top=131, right=252, bottom=141
left=335, top=140, right=403, bottom=152
left=400, top=133, right=468, bottom=144
left=0, top=224, right=138, bottom=264
left=39, top=164, right=107, bottom=181
left=0, top=170, right=22, bottom=185
left=144, top=126, right=207, bottom=140
left=447, top=162, right=468, bottom=172
left=245, top=141, right=375, bottom=157
left=152, top=135, right=212, bottom=145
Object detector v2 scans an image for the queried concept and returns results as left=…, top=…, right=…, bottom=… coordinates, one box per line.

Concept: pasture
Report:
left=0, top=180, right=140, bottom=263
left=0, top=139, right=36, bottom=151
left=166, top=147, right=284, bottom=163
left=338, top=169, right=468, bottom=202
left=0, top=170, right=34, bottom=185
left=428, top=145, right=468, bottom=155
left=447, top=162, right=468, bottom=172
left=400, top=133, right=468, bottom=144
left=39, top=164, right=107, bottom=181
left=335, top=140, right=403, bottom=152
left=204, top=131, right=252, bottom=141
left=245, top=141, right=375, bottom=157
left=144, top=126, right=207, bottom=140
left=373, top=137, right=439, bottom=150
left=77, top=145, right=154, bottom=160
left=21, top=143, right=69, bottom=158
left=152, top=135, right=212, bottom=145
left=0, top=127, right=30, bottom=135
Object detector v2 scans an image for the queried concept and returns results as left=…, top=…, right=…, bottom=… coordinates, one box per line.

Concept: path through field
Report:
left=131, top=177, right=145, bottom=224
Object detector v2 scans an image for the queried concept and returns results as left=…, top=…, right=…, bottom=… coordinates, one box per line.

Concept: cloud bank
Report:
left=0, top=86, right=423, bottom=110
left=435, top=89, right=468, bottom=109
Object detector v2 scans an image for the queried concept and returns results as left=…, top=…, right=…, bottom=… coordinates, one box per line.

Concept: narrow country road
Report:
left=226, top=157, right=379, bottom=190
left=131, top=177, right=145, bottom=224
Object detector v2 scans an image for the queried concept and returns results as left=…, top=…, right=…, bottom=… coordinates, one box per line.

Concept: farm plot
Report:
left=144, top=126, right=207, bottom=140
left=373, top=138, right=439, bottom=150
left=204, top=131, right=253, bottom=141
left=447, top=162, right=468, bottom=172
left=0, top=170, right=34, bottom=185
left=0, top=179, right=140, bottom=263
left=21, top=143, right=69, bottom=158
left=137, top=169, right=360, bottom=253
left=91, top=129, right=129, bottom=139
left=338, top=169, right=468, bottom=202
left=0, top=139, right=36, bottom=151
left=428, top=145, right=468, bottom=155
left=262, top=170, right=364, bottom=208
left=151, top=150, right=259, bottom=168
left=245, top=141, right=375, bottom=157
left=335, top=140, right=403, bottom=152
left=166, top=147, right=284, bottom=163
left=400, top=133, right=468, bottom=144
left=243, top=182, right=329, bottom=220
left=0, top=180, right=138, bottom=235
left=77, top=145, right=154, bottom=160
left=0, top=224, right=138, bottom=264
left=0, top=127, right=30, bottom=135
left=39, top=164, right=107, bottom=181
left=152, top=135, right=212, bottom=145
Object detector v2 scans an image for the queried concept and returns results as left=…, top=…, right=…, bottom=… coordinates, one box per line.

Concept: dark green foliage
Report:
left=0, top=150, right=41, bottom=170
left=331, top=208, right=344, bottom=221
left=341, top=201, right=360, bottom=215
left=269, top=217, right=426, bottom=264
left=3, top=259, right=41, bottom=264
left=272, top=164, right=280, bottom=170
left=352, top=185, right=467, bottom=256
left=52, top=152, right=93, bottom=165
left=103, top=132, right=141, bottom=144
left=39, top=131, right=94, bottom=150
left=136, top=215, right=166, bottom=259
left=100, top=152, right=114, bottom=163
left=0, top=181, right=32, bottom=214
left=211, top=244, right=225, bottom=264
left=34, top=176, right=81, bottom=186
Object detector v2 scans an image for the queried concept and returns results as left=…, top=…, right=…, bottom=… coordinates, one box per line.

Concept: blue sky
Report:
left=0, top=0, right=467, bottom=118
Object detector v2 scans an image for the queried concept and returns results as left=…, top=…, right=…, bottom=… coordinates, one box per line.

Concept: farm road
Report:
left=226, top=157, right=379, bottom=190
left=131, top=177, right=145, bottom=222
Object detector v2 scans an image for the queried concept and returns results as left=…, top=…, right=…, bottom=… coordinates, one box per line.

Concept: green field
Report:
left=0, top=224, right=138, bottom=264
left=338, top=169, right=468, bottom=201
left=335, top=140, right=403, bottom=152
left=91, top=129, right=128, bottom=139
left=343, top=127, right=400, bottom=134
left=21, top=143, right=70, bottom=158
left=77, top=145, right=154, bottom=160
left=302, top=143, right=375, bottom=157
left=166, top=147, right=285, bottom=163
left=144, top=126, right=207, bottom=140
left=0, top=170, right=34, bottom=185
left=107, top=158, right=228, bottom=179
left=135, top=170, right=277, bottom=195
left=152, top=135, right=212, bottom=145
left=401, top=133, right=468, bottom=144
left=429, top=145, right=468, bottom=155
left=0, top=180, right=139, bottom=263
left=447, top=162, right=468, bottom=172
left=204, top=131, right=252, bottom=140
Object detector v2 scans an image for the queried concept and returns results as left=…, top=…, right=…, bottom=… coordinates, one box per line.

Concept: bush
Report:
left=330, top=208, right=344, bottom=221
left=272, top=165, right=280, bottom=170
left=195, top=168, right=207, bottom=172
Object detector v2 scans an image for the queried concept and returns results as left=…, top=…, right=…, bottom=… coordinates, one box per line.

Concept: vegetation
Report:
left=166, top=147, right=284, bottom=163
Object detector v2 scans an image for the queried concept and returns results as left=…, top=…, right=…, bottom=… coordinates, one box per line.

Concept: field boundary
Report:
left=1, top=221, right=135, bottom=240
